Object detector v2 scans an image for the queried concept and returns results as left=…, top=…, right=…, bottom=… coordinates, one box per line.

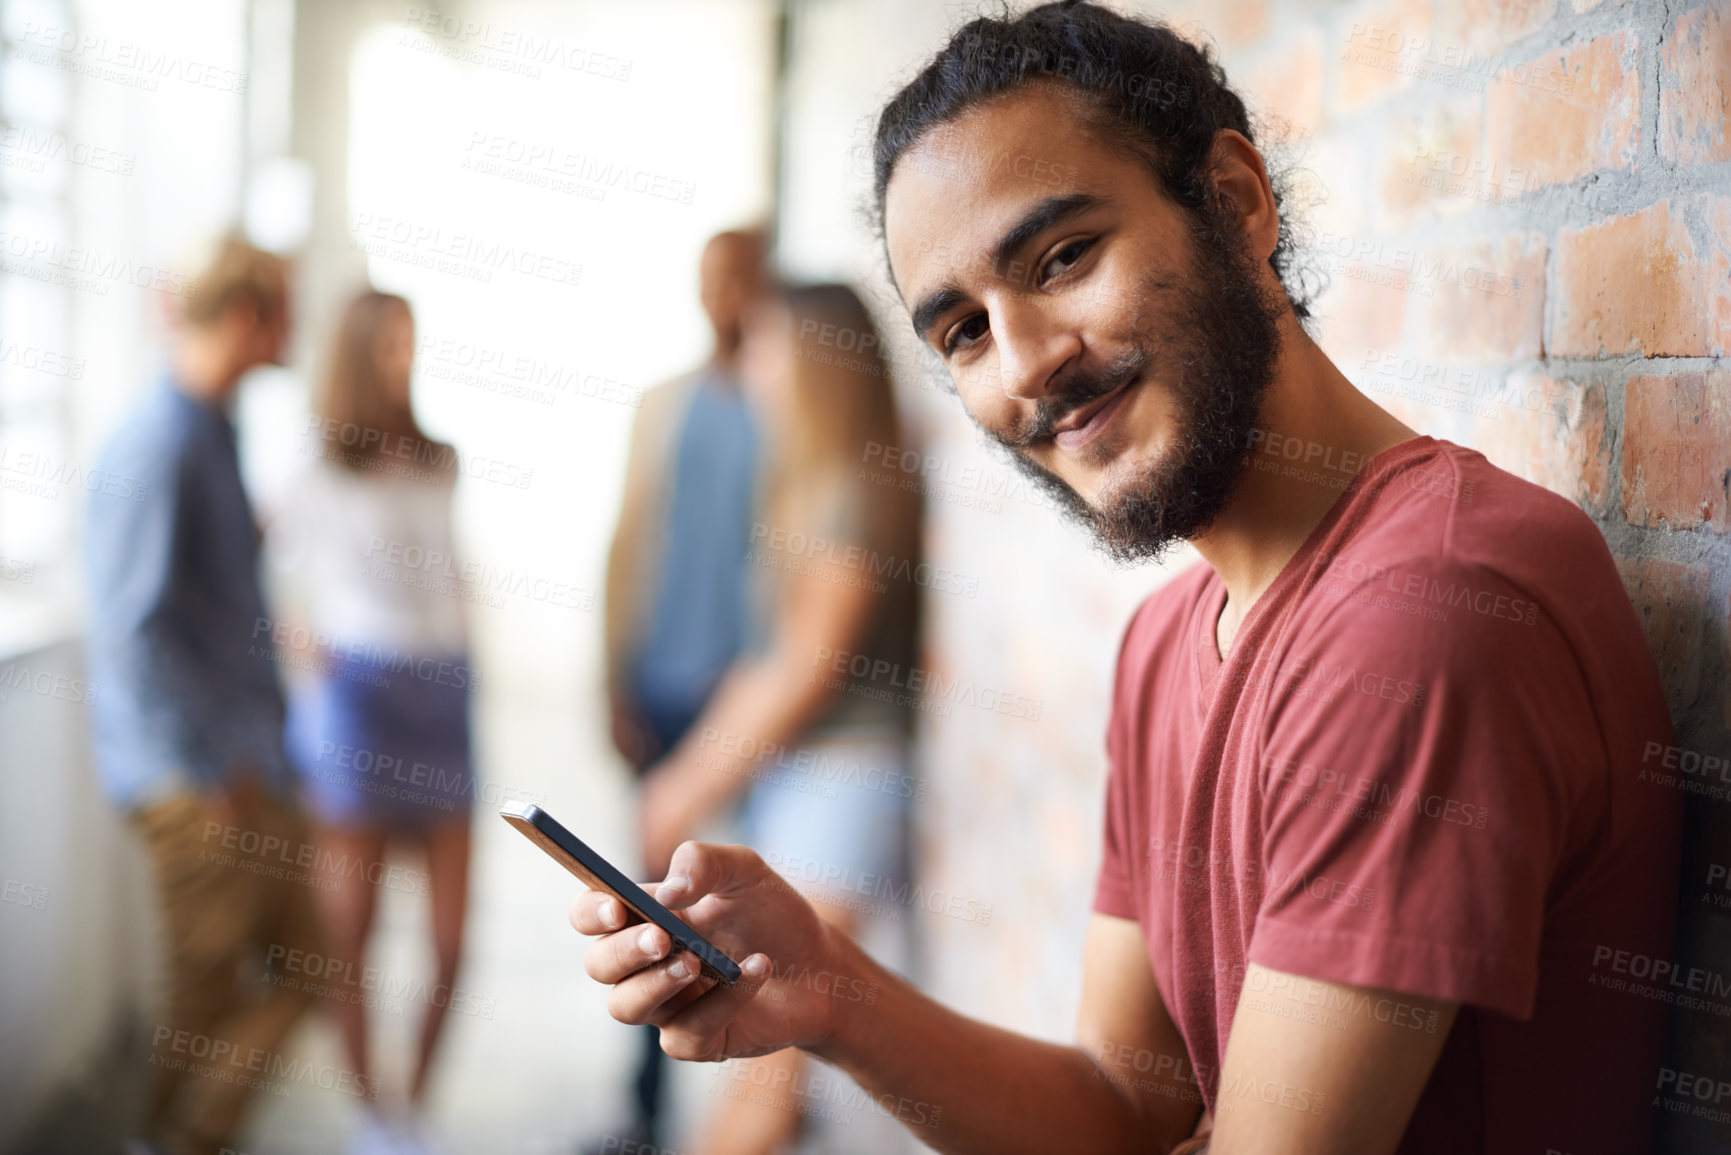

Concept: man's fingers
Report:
left=584, top=922, right=673, bottom=985
left=656, top=841, right=761, bottom=911
left=606, top=949, right=705, bottom=1025
left=569, top=890, right=636, bottom=936
left=658, top=953, right=773, bottom=1061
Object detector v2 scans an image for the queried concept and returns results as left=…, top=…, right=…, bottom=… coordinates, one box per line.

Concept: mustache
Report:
left=1004, top=346, right=1151, bottom=448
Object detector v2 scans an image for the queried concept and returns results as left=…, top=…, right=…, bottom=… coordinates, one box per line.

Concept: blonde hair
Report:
left=180, top=233, right=289, bottom=329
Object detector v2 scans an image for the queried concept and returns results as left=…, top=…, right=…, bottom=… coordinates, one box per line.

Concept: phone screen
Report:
left=499, top=801, right=743, bottom=984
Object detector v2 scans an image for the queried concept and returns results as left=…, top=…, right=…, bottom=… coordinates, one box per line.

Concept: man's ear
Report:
left=222, top=296, right=265, bottom=342
left=1206, top=129, right=1279, bottom=266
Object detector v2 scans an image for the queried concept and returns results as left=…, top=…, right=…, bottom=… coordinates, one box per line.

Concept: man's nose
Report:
left=991, top=296, right=1079, bottom=403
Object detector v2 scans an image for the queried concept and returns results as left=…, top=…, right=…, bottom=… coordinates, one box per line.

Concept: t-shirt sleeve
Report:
left=1092, top=607, right=1145, bottom=922
left=1092, top=745, right=1137, bottom=919
left=1247, top=556, right=1587, bottom=1021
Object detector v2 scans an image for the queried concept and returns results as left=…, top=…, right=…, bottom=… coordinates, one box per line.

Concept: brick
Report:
left=1159, top=0, right=1270, bottom=52
left=1433, top=0, right=1558, bottom=56
left=1660, top=4, right=1731, bottom=165
left=1378, top=96, right=1489, bottom=227
left=1305, top=133, right=1372, bottom=241
left=1614, top=557, right=1711, bottom=711
left=1622, top=371, right=1731, bottom=534
left=1220, top=0, right=1272, bottom=50
left=1472, top=377, right=1609, bottom=508
left=1411, top=233, right=1547, bottom=362
left=1314, top=261, right=1411, bottom=365
left=1336, top=0, right=1434, bottom=114
left=1485, top=30, right=1641, bottom=191
left=1243, top=28, right=1326, bottom=138
left=1552, top=196, right=1731, bottom=357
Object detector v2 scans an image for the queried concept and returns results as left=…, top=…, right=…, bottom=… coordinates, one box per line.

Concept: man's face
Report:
left=700, top=236, right=764, bottom=344
left=237, top=275, right=292, bottom=371
left=215, top=279, right=291, bottom=390
left=260, top=286, right=292, bottom=367
left=883, top=85, right=1286, bottom=562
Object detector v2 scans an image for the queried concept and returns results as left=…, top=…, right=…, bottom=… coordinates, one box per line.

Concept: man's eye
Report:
left=944, top=314, right=989, bottom=355
left=1042, top=238, right=1094, bottom=282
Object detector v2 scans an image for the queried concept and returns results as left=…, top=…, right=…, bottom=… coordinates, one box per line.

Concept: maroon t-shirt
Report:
left=1093, top=436, right=1681, bottom=1154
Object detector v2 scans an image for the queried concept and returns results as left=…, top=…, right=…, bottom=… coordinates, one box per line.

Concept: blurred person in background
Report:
left=266, top=291, right=474, bottom=1155
left=636, top=283, right=922, bottom=1155
left=85, top=234, right=323, bottom=1155
left=598, top=228, right=768, bottom=1151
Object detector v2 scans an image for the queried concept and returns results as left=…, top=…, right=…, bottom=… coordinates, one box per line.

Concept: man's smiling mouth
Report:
left=1052, top=373, right=1140, bottom=452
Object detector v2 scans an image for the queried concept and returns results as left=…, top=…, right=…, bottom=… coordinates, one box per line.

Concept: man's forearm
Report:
left=809, top=932, right=1160, bottom=1155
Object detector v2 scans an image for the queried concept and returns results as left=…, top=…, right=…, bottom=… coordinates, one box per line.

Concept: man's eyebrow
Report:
left=907, top=193, right=1104, bottom=347
left=991, top=193, right=1102, bottom=277
left=910, top=286, right=968, bottom=346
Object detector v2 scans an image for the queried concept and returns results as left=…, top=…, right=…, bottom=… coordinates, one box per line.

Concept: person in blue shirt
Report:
left=598, top=228, right=768, bottom=1152
left=85, top=234, right=327, bottom=1155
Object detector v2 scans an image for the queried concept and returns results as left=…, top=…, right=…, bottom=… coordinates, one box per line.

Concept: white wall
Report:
left=0, top=641, right=156, bottom=1146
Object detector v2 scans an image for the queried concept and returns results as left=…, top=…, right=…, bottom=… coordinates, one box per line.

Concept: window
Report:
left=0, top=0, right=247, bottom=650
left=0, top=0, right=77, bottom=637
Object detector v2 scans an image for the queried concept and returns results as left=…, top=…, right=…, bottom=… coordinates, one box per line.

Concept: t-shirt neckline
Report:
left=1195, top=434, right=1440, bottom=687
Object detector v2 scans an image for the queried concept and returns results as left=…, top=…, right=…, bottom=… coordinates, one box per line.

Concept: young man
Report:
left=597, top=227, right=769, bottom=1150
left=86, top=236, right=325, bottom=1155
left=568, top=6, right=1682, bottom=1153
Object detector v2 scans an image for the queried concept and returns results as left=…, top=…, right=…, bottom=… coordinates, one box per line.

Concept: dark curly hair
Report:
left=872, top=0, right=1312, bottom=320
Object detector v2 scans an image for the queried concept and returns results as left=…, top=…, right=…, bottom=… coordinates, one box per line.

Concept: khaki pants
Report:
left=130, top=790, right=326, bottom=1155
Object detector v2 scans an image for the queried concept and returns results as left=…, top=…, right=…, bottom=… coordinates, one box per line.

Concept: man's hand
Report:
left=201, top=787, right=237, bottom=832
left=570, top=841, right=860, bottom=1062
left=609, top=692, right=660, bottom=769
left=207, top=758, right=269, bottom=828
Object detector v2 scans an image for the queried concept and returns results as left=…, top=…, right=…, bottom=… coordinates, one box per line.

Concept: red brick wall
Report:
left=853, top=1, right=1730, bottom=1148
left=1172, top=1, right=1731, bottom=1146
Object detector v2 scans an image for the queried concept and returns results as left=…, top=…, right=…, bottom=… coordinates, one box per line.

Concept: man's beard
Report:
left=997, top=200, right=1286, bottom=565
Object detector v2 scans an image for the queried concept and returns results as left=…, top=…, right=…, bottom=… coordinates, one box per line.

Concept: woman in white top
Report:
left=269, top=291, right=473, bottom=1154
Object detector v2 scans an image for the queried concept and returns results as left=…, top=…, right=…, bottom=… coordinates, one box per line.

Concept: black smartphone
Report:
left=499, top=801, right=742, bottom=985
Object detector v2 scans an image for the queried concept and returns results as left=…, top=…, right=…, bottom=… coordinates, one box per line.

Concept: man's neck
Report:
left=1192, top=320, right=1418, bottom=657
left=172, top=336, right=245, bottom=407
left=709, top=342, right=742, bottom=382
